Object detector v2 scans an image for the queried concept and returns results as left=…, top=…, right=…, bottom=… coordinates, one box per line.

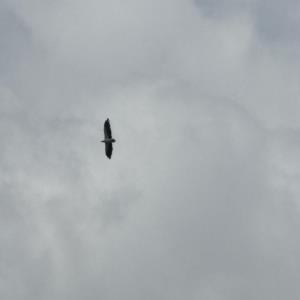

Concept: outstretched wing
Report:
left=104, top=118, right=112, bottom=139
left=105, top=143, right=113, bottom=159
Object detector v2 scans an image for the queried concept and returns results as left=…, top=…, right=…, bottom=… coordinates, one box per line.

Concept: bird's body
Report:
left=101, top=138, right=116, bottom=143
left=102, top=119, right=115, bottom=159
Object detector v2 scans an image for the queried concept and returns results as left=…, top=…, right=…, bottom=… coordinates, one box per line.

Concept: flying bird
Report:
left=101, top=118, right=116, bottom=159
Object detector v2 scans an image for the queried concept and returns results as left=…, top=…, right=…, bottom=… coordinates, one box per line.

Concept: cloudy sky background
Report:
left=1, top=0, right=300, bottom=299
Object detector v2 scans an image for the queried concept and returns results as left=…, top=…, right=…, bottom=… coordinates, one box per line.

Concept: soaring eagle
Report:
left=101, top=118, right=116, bottom=159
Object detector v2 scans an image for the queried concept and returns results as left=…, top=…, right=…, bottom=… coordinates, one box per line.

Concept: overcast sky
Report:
left=1, top=0, right=300, bottom=299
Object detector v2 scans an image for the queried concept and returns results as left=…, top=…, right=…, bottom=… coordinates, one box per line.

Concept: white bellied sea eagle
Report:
left=101, top=118, right=116, bottom=159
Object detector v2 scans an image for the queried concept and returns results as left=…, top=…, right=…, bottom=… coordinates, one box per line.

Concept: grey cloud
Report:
left=196, top=0, right=300, bottom=48
left=255, top=0, right=300, bottom=44
left=194, top=0, right=255, bottom=17
left=0, top=3, right=33, bottom=81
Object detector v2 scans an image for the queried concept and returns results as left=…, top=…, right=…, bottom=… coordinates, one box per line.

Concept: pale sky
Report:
left=1, top=0, right=300, bottom=299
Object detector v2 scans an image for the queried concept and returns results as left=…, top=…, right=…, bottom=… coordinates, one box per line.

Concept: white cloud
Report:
left=1, top=0, right=300, bottom=299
